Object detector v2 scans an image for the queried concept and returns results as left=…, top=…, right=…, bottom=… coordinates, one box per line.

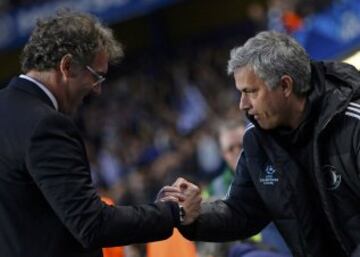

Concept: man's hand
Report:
left=156, top=177, right=202, bottom=225
left=172, top=177, right=202, bottom=225
left=156, top=185, right=185, bottom=203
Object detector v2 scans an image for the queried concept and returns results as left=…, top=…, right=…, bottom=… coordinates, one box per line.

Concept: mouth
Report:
left=247, top=112, right=257, bottom=118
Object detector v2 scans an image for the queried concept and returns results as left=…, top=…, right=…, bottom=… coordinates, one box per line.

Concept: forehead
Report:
left=233, top=67, right=266, bottom=90
left=220, top=127, right=245, bottom=146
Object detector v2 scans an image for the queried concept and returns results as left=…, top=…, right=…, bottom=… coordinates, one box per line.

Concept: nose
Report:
left=239, top=93, right=250, bottom=111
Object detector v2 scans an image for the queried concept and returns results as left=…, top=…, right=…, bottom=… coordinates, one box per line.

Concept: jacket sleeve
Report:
left=179, top=151, right=270, bottom=241
left=25, top=113, right=178, bottom=248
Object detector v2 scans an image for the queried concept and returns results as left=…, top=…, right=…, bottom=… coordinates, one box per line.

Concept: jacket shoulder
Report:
left=322, top=61, right=360, bottom=89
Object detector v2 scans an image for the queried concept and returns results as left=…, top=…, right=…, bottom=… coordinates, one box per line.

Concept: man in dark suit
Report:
left=0, top=10, right=201, bottom=257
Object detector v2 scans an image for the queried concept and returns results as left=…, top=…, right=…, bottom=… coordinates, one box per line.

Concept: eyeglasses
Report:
left=86, top=65, right=106, bottom=86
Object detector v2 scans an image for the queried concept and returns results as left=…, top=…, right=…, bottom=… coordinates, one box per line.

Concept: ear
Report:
left=59, top=54, right=76, bottom=81
left=280, top=75, right=293, bottom=98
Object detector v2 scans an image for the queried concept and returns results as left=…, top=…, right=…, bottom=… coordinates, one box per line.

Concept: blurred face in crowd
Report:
left=234, top=66, right=290, bottom=130
left=219, top=126, right=245, bottom=171
left=60, top=49, right=108, bottom=114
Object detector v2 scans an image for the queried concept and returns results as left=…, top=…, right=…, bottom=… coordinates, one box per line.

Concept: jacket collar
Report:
left=8, top=76, right=56, bottom=110
left=309, top=61, right=359, bottom=131
left=19, top=75, right=58, bottom=110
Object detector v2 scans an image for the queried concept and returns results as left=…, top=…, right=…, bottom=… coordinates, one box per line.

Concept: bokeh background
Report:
left=0, top=0, right=359, bottom=255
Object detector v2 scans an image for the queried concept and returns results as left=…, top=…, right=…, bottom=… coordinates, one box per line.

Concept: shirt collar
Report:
left=19, top=74, right=58, bottom=111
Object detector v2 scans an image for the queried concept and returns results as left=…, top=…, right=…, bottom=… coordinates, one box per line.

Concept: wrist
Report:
left=178, top=204, right=186, bottom=225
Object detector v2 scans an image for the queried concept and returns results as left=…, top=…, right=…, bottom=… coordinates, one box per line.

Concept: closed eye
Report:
left=242, top=89, right=257, bottom=94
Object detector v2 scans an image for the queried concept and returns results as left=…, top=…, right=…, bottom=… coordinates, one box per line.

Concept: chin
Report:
left=258, top=122, right=276, bottom=130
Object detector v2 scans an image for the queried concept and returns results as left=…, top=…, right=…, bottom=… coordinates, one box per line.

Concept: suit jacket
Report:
left=0, top=77, right=179, bottom=257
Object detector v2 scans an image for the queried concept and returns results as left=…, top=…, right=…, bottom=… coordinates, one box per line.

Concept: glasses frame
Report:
left=86, top=65, right=106, bottom=86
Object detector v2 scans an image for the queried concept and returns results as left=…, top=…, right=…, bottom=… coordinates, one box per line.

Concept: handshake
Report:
left=156, top=177, right=202, bottom=225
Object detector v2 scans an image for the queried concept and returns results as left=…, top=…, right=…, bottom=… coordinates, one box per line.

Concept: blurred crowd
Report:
left=79, top=43, right=239, bottom=205
left=0, top=0, right=336, bottom=18
left=0, top=0, right=58, bottom=12
left=265, top=0, right=336, bottom=33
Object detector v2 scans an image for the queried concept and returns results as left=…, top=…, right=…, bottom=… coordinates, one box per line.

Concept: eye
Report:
left=243, top=89, right=257, bottom=94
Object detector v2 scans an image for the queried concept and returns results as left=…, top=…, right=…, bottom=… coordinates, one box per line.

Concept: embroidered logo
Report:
left=322, top=165, right=341, bottom=190
left=259, top=164, right=279, bottom=185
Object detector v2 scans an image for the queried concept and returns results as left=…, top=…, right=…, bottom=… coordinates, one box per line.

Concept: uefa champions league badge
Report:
left=259, top=164, right=279, bottom=186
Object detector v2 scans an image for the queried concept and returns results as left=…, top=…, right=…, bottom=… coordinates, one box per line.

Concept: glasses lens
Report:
left=86, top=66, right=105, bottom=86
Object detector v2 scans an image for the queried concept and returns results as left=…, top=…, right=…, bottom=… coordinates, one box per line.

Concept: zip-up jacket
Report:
left=179, top=62, right=360, bottom=257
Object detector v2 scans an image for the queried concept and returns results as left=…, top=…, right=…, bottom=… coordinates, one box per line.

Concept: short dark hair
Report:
left=21, top=9, right=123, bottom=73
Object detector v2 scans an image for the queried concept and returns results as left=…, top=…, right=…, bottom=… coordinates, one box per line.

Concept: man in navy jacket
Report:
left=166, top=31, right=360, bottom=257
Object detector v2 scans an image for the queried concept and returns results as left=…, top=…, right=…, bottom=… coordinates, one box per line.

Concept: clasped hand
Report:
left=156, top=177, right=202, bottom=225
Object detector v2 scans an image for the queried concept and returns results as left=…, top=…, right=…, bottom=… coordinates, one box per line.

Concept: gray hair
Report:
left=21, top=9, right=123, bottom=72
left=227, top=31, right=311, bottom=96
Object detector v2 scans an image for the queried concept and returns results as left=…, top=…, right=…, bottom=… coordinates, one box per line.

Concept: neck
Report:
left=25, top=70, right=62, bottom=107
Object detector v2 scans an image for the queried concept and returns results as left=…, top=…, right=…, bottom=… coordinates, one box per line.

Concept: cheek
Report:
left=263, top=98, right=285, bottom=118
left=252, top=97, right=270, bottom=114
left=76, top=80, right=93, bottom=94
left=232, top=146, right=242, bottom=157
left=250, top=92, right=266, bottom=109
left=223, top=152, right=233, bottom=162
left=69, top=82, right=88, bottom=102
left=226, top=150, right=240, bottom=162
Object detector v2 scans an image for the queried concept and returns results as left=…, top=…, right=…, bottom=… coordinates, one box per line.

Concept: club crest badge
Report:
left=322, top=165, right=341, bottom=190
